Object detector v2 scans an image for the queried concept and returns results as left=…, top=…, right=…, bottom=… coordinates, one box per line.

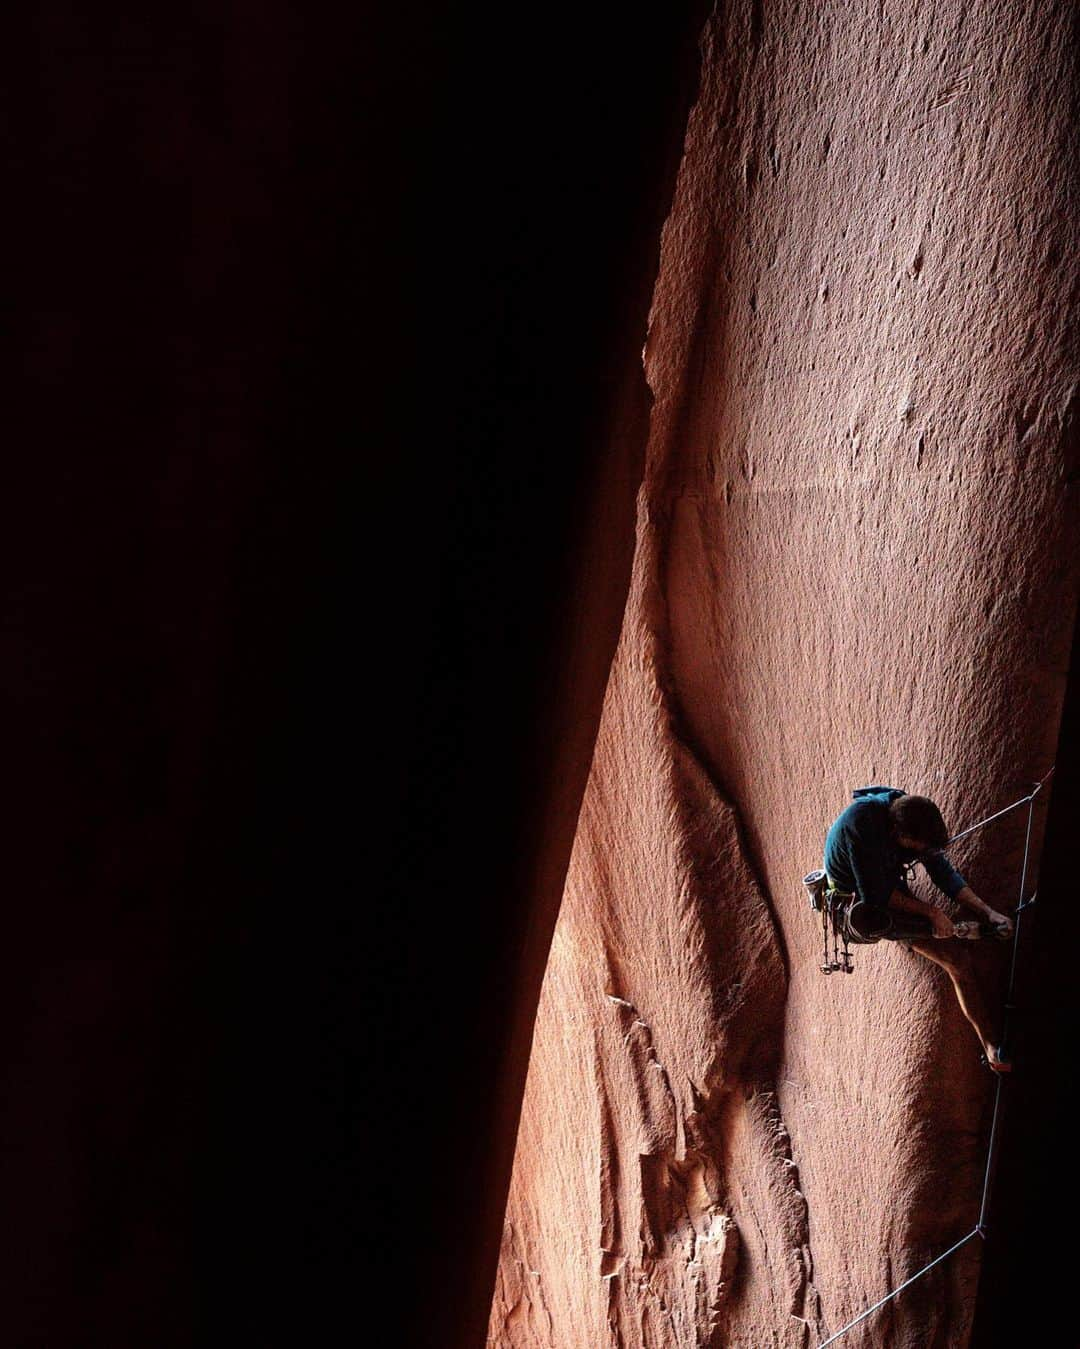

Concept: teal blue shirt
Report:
left=823, top=786, right=966, bottom=910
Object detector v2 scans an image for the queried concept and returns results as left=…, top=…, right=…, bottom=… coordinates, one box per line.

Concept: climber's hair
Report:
left=889, top=794, right=949, bottom=849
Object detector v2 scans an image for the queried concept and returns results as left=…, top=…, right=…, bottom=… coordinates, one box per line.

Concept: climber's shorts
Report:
left=826, top=876, right=933, bottom=946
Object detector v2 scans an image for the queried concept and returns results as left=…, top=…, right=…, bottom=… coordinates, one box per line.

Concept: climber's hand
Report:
left=930, top=911, right=956, bottom=939
left=986, top=908, right=1013, bottom=939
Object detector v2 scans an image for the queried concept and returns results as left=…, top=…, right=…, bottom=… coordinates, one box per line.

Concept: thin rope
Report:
left=979, top=780, right=1039, bottom=1232
left=817, top=1229, right=980, bottom=1349
left=816, top=766, right=1054, bottom=1348
left=945, top=766, right=1054, bottom=847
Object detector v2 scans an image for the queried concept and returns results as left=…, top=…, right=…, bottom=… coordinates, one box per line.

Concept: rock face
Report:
left=489, top=4, right=1079, bottom=1346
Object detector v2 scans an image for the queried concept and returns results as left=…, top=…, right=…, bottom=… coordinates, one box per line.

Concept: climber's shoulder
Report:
left=850, top=785, right=905, bottom=807
left=837, top=786, right=904, bottom=835
left=848, top=787, right=904, bottom=819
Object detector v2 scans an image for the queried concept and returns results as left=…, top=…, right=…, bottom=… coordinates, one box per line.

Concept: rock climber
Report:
left=823, top=786, right=1015, bottom=1073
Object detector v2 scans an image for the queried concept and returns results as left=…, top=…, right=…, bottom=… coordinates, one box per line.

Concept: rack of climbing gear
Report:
left=805, top=869, right=904, bottom=972
left=803, top=869, right=855, bottom=973
left=813, top=765, right=1055, bottom=1348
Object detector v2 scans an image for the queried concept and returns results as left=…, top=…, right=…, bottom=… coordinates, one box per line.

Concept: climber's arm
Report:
left=920, top=851, right=1009, bottom=935
left=920, top=850, right=1012, bottom=932
left=952, top=884, right=993, bottom=918
left=953, top=885, right=1014, bottom=936
left=922, top=850, right=967, bottom=901
left=889, top=887, right=955, bottom=938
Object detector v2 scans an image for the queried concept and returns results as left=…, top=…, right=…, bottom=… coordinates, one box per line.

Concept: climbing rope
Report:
left=816, top=766, right=1055, bottom=1349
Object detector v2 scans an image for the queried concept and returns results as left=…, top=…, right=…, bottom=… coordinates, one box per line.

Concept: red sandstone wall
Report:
left=490, top=3, right=1079, bottom=1345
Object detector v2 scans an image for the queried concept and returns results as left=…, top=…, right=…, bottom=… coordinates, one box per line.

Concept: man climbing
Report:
left=823, top=786, right=1015, bottom=1073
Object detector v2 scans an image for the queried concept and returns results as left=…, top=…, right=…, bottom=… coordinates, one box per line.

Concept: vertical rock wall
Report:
left=490, top=3, right=1079, bottom=1346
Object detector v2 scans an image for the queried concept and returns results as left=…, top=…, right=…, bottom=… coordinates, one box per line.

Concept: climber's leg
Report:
left=906, top=939, right=1011, bottom=1073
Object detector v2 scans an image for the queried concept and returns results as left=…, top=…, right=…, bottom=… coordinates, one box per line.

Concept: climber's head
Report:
left=889, top=793, right=949, bottom=854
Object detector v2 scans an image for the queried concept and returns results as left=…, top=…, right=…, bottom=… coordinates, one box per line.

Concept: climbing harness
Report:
left=803, top=870, right=939, bottom=974
left=813, top=765, right=1055, bottom=1348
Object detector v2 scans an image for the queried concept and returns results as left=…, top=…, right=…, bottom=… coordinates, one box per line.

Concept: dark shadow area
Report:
left=971, top=609, right=1080, bottom=1345
left=6, top=4, right=707, bottom=1345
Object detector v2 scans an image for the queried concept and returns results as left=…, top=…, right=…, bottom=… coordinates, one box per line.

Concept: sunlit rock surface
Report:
left=489, top=3, right=1079, bottom=1345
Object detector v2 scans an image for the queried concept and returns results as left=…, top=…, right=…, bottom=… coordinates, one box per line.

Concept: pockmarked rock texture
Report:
left=490, top=4, right=1079, bottom=1346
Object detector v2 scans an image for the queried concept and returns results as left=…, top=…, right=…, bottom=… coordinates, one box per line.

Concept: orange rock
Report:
left=490, top=3, right=1080, bottom=1344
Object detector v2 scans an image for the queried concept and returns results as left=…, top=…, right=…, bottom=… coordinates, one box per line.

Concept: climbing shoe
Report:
left=979, top=1045, right=1013, bottom=1074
